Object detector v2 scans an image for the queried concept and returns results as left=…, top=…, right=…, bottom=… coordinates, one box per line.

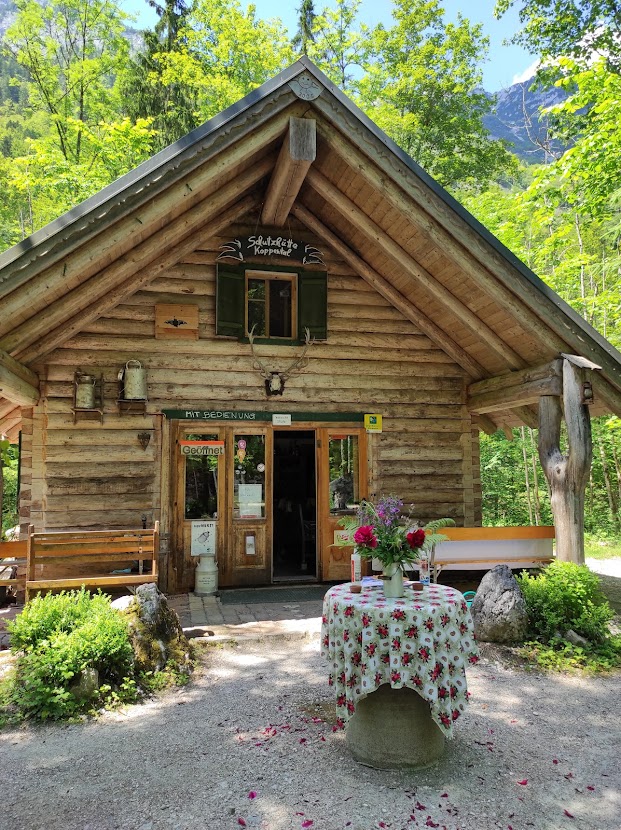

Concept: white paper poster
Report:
left=238, top=484, right=263, bottom=518
left=191, top=521, right=217, bottom=556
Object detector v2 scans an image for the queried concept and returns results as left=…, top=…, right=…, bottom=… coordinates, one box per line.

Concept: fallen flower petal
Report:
left=587, top=785, right=595, bottom=791
left=415, top=801, right=427, bottom=810
left=248, top=792, right=257, bottom=800
left=564, top=773, right=574, bottom=780
left=553, top=759, right=559, bottom=765
left=238, top=820, right=247, bottom=827
left=302, top=821, right=314, bottom=828
left=440, top=793, right=448, bottom=798
left=517, top=780, right=528, bottom=786
left=564, top=809, right=574, bottom=819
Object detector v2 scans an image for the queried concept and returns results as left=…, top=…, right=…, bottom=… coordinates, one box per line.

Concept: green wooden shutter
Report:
left=216, top=264, right=245, bottom=338
left=298, top=271, right=327, bottom=341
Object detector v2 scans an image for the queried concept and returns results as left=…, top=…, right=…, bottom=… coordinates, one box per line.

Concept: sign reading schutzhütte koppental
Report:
left=217, top=234, right=324, bottom=265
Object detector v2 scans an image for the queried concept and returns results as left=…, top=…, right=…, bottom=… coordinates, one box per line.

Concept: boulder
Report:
left=470, top=565, right=529, bottom=643
left=112, top=584, right=191, bottom=675
left=70, top=667, right=100, bottom=701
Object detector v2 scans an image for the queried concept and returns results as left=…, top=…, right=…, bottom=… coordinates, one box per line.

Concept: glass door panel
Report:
left=174, top=427, right=225, bottom=592
left=319, top=428, right=367, bottom=581
left=225, top=428, right=271, bottom=585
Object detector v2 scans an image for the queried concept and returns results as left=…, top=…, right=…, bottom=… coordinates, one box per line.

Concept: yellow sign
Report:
left=364, top=414, right=383, bottom=433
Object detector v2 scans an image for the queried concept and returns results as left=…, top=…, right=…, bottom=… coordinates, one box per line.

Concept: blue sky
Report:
left=122, top=0, right=537, bottom=92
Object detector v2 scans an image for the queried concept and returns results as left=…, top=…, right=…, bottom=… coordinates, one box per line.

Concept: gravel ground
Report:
left=0, top=636, right=619, bottom=830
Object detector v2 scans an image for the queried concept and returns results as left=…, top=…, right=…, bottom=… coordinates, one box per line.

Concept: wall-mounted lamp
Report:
left=138, top=432, right=151, bottom=450
left=581, top=381, right=594, bottom=405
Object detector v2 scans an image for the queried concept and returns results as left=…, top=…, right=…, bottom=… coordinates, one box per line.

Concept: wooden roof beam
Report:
left=468, top=360, right=563, bottom=416
left=467, top=360, right=563, bottom=414
left=0, top=350, right=39, bottom=406
left=305, top=167, right=526, bottom=371
left=16, top=193, right=260, bottom=365
left=261, top=117, right=316, bottom=226
left=291, top=202, right=485, bottom=379
left=313, top=112, right=621, bottom=395
left=4, top=159, right=272, bottom=361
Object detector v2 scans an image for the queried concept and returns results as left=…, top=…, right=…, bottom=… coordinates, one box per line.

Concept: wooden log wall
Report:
left=30, top=227, right=480, bottom=536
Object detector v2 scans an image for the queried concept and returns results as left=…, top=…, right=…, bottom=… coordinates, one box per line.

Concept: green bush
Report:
left=5, top=589, right=137, bottom=721
left=517, top=561, right=614, bottom=643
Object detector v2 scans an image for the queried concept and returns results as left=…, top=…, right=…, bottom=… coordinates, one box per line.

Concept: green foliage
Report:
left=515, top=561, right=621, bottom=672
left=1, top=440, right=18, bottom=539
left=495, top=1, right=621, bottom=69
left=5, top=589, right=136, bottom=721
left=355, top=0, right=516, bottom=190
left=517, top=561, right=614, bottom=643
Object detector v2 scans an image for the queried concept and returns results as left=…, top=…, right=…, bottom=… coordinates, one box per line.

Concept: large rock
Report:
left=470, top=565, right=529, bottom=643
left=112, top=584, right=191, bottom=674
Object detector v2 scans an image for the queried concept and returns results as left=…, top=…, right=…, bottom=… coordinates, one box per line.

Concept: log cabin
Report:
left=1, top=58, right=620, bottom=592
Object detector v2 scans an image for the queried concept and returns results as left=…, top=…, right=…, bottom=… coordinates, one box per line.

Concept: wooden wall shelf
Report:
left=117, top=399, right=147, bottom=416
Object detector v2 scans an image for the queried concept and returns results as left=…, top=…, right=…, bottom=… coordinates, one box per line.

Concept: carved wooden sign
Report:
left=217, top=234, right=324, bottom=265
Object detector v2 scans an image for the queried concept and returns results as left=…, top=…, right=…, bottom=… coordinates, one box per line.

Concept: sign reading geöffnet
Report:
left=179, top=440, right=225, bottom=456
left=217, top=234, right=324, bottom=265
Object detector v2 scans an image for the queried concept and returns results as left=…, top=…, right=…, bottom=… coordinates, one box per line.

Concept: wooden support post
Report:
left=261, top=117, right=316, bottom=226
left=538, top=357, right=599, bottom=563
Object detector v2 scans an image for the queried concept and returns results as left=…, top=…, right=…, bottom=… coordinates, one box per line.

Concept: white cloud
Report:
left=512, top=59, right=540, bottom=85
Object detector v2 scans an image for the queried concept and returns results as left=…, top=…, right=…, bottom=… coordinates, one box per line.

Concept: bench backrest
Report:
left=27, top=523, right=159, bottom=577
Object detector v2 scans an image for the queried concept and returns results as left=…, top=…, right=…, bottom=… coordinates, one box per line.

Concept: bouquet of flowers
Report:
left=339, top=495, right=454, bottom=571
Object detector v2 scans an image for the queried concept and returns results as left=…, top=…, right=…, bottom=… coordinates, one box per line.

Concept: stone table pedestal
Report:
left=346, top=684, right=445, bottom=769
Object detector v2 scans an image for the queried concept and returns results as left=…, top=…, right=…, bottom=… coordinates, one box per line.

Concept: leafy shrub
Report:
left=5, top=589, right=137, bottom=721
left=517, top=561, right=614, bottom=643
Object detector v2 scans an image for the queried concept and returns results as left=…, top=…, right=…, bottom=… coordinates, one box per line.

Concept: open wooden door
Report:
left=223, top=427, right=272, bottom=586
left=317, top=427, right=368, bottom=581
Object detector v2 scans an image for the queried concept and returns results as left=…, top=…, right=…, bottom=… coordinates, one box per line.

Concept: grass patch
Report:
left=585, top=537, right=621, bottom=559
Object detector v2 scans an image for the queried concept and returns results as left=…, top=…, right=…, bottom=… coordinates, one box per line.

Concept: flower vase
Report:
left=382, top=563, right=405, bottom=598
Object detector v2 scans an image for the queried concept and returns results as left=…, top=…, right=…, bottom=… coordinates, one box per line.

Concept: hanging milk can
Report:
left=123, top=360, right=148, bottom=400
left=75, top=373, right=96, bottom=409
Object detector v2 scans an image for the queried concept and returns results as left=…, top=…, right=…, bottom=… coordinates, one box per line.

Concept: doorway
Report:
left=272, top=430, right=316, bottom=580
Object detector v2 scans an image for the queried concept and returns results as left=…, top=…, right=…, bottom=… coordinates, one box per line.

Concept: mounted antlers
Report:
left=248, top=326, right=314, bottom=396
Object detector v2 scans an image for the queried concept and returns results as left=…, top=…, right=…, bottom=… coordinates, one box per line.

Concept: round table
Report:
left=321, top=581, right=479, bottom=768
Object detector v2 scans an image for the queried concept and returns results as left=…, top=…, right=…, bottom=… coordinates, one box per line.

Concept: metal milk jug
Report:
left=123, top=360, right=147, bottom=400
left=75, top=373, right=96, bottom=409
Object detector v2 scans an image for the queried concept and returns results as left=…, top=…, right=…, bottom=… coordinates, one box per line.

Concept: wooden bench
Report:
left=429, top=526, right=555, bottom=581
left=0, top=539, right=27, bottom=595
left=25, top=523, right=159, bottom=601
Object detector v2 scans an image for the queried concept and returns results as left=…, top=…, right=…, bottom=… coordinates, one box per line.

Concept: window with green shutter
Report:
left=216, top=264, right=327, bottom=343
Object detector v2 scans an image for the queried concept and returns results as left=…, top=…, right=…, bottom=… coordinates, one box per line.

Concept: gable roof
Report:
left=1, top=56, right=620, bottom=439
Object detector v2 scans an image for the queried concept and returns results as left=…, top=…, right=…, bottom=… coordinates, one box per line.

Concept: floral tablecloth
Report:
left=321, top=582, right=479, bottom=738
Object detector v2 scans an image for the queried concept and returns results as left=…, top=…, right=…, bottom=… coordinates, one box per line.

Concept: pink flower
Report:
left=407, top=528, right=426, bottom=549
left=354, top=525, right=378, bottom=548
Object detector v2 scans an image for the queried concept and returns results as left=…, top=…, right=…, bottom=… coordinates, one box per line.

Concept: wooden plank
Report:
left=27, top=575, right=157, bottom=590
left=442, top=526, right=555, bottom=541
left=261, top=117, right=316, bottom=225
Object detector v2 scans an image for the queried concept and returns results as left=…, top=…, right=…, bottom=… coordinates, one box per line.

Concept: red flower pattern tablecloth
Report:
left=321, top=582, right=479, bottom=738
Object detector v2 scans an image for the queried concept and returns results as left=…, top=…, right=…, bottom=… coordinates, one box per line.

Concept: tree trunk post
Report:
left=538, top=357, right=596, bottom=564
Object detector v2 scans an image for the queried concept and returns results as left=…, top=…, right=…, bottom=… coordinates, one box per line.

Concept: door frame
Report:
left=167, top=419, right=368, bottom=590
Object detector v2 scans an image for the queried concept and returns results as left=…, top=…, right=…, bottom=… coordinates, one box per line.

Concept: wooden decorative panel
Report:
left=155, top=304, right=200, bottom=340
